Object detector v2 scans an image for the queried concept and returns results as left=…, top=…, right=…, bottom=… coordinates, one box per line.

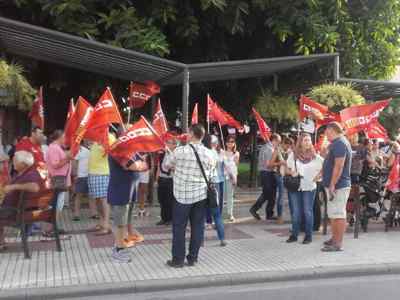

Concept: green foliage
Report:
left=254, top=89, right=298, bottom=123
left=38, top=0, right=170, bottom=56
left=307, top=83, right=365, bottom=112
left=379, top=98, right=400, bottom=138
left=0, top=60, right=36, bottom=111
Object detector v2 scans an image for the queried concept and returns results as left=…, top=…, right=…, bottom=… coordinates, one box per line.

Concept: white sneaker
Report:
left=111, top=247, right=132, bottom=263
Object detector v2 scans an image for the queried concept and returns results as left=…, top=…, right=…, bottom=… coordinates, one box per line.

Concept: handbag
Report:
left=189, top=144, right=218, bottom=208
left=51, top=176, right=68, bottom=191
left=283, top=158, right=301, bottom=192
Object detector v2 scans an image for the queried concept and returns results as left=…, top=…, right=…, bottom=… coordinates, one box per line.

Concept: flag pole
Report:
left=218, top=122, right=225, bottom=150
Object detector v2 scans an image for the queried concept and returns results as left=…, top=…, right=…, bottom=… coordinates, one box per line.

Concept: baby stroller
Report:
left=358, top=168, right=389, bottom=232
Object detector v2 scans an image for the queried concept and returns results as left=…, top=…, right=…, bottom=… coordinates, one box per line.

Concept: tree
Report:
left=307, top=83, right=365, bottom=112
left=2, top=0, right=400, bottom=130
left=254, top=89, right=298, bottom=130
left=0, top=60, right=35, bottom=111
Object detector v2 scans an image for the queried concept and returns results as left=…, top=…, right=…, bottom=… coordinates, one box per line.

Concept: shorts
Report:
left=88, top=175, right=109, bottom=199
left=75, top=177, right=88, bottom=194
left=138, top=171, right=149, bottom=184
left=111, top=204, right=129, bottom=226
left=326, top=187, right=351, bottom=219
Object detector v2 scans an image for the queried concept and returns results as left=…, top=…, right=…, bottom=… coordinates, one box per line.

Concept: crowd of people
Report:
left=0, top=121, right=399, bottom=265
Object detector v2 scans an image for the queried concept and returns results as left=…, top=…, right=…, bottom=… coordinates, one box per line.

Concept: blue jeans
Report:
left=274, top=173, right=284, bottom=217
left=210, top=206, right=225, bottom=241
left=288, top=190, right=316, bottom=239
left=206, top=181, right=224, bottom=224
left=172, top=199, right=206, bottom=263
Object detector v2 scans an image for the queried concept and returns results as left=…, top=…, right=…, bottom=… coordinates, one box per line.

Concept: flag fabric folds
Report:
left=207, top=95, right=243, bottom=131
left=387, top=156, right=400, bottom=193
left=364, top=120, right=388, bottom=140
left=64, top=98, right=76, bottom=146
left=84, top=87, right=124, bottom=149
left=128, top=81, right=160, bottom=109
left=299, top=95, right=329, bottom=121
left=252, top=108, right=271, bottom=141
left=340, top=99, right=391, bottom=135
left=191, top=103, right=198, bottom=125
left=29, top=86, right=44, bottom=129
left=110, top=116, right=165, bottom=161
left=67, top=97, right=94, bottom=156
left=152, top=99, right=168, bottom=137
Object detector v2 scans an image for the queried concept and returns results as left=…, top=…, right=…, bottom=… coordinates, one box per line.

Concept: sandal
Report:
left=90, top=215, right=100, bottom=220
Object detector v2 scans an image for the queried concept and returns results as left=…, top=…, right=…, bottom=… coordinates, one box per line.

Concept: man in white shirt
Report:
left=165, top=124, right=216, bottom=268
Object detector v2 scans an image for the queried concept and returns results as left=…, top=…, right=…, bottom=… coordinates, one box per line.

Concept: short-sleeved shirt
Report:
left=15, top=137, right=44, bottom=166
left=45, top=142, right=72, bottom=187
left=258, top=142, right=273, bottom=172
left=165, top=142, right=216, bottom=204
left=322, top=136, right=352, bottom=189
left=75, top=146, right=90, bottom=178
left=287, top=152, right=323, bottom=191
left=2, top=167, right=48, bottom=208
left=107, top=156, right=139, bottom=206
left=88, top=143, right=109, bottom=175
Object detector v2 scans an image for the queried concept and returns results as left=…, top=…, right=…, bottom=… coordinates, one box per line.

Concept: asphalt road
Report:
left=63, top=274, right=400, bottom=300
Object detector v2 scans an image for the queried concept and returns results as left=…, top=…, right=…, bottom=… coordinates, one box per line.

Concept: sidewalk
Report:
left=2, top=191, right=400, bottom=299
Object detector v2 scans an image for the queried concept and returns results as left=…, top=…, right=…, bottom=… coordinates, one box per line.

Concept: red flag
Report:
left=207, top=94, right=242, bottom=130
left=299, top=95, right=329, bottom=121
left=252, top=108, right=271, bottom=141
left=128, top=81, right=160, bottom=109
left=207, top=95, right=226, bottom=124
left=152, top=99, right=168, bottom=136
left=82, top=88, right=123, bottom=149
left=64, top=98, right=76, bottom=146
left=68, top=97, right=94, bottom=156
left=191, top=103, right=198, bottom=125
left=110, top=116, right=165, bottom=161
left=387, top=156, right=400, bottom=193
left=29, top=86, right=44, bottom=129
left=89, top=87, right=124, bottom=127
left=340, top=99, right=391, bottom=135
left=364, top=121, right=388, bottom=140
left=316, top=111, right=341, bottom=129
left=66, top=98, right=75, bottom=121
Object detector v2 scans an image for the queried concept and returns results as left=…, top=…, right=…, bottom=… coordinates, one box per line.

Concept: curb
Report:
left=1, top=263, right=399, bottom=300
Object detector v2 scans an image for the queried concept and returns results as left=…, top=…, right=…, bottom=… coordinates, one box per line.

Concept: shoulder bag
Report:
left=189, top=144, right=218, bottom=208
left=283, top=158, right=301, bottom=192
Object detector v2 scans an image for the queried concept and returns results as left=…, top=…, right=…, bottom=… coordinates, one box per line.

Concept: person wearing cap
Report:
left=321, top=122, right=352, bottom=252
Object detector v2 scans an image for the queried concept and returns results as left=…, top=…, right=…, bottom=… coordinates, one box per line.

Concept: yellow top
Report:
left=88, top=135, right=116, bottom=175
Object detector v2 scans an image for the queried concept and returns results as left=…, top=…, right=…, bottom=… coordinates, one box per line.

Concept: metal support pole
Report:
left=182, top=68, right=190, bottom=133
left=353, top=185, right=361, bottom=239
left=273, top=74, right=279, bottom=92
left=333, top=55, right=340, bottom=81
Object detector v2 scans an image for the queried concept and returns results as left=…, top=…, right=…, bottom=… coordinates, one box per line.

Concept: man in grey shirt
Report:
left=250, top=134, right=281, bottom=220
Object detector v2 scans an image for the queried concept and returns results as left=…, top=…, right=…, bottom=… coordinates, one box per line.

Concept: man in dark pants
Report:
left=250, top=134, right=281, bottom=220
left=165, top=125, right=216, bottom=268
left=156, top=138, right=177, bottom=226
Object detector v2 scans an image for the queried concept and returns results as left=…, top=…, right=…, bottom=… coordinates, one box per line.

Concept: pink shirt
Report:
left=45, top=142, right=71, bottom=186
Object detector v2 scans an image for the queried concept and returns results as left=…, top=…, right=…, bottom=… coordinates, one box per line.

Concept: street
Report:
left=67, top=274, right=400, bottom=300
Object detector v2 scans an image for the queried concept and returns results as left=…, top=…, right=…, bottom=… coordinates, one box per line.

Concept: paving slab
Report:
left=1, top=192, right=400, bottom=299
